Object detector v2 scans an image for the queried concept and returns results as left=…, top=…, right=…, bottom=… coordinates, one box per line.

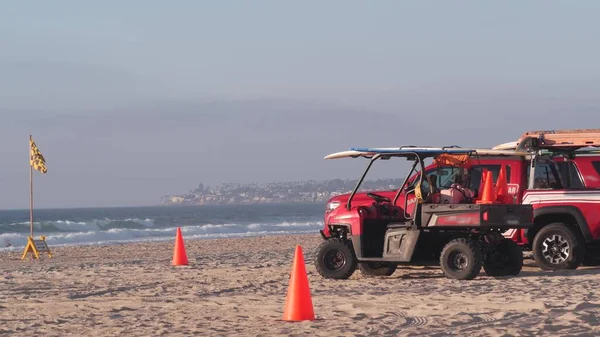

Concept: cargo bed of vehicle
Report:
left=419, top=203, right=534, bottom=229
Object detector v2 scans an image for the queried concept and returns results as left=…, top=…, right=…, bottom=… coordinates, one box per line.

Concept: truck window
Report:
left=556, top=161, right=585, bottom=189
left=468, top=165, right=512, bottom=192
left=411, top=166, right=460, bottom=194
left=593, top=161, right=600, bottom=175
left=530, top=162, right=562, bottom=189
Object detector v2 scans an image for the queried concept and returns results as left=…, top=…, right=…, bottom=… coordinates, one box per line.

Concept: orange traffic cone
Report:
left=172, top=227, right=189, bottom=266
left=476, top=171, right=494, bottom=204
left=495, top=165, right=509, bottom=203
left=282, top=245, right=315, bottom=321
left=477, top=169, right=489, bottom=200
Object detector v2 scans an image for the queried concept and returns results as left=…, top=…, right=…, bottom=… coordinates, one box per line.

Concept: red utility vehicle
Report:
left=319, top=129, right=600, bottom=273
left=315, top=146, right=534, bottom=281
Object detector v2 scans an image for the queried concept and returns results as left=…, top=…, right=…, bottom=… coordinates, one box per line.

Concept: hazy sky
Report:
left=1, top=1, right=600, bottom=209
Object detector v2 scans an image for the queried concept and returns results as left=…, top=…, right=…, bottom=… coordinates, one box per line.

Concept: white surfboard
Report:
left=324, top=147, right=529, bottom=160
left=492, top=141, right=519, bottom=150
left=324, top=150, right=376, bottom=160
left=469, top=148, right=529, bottom=156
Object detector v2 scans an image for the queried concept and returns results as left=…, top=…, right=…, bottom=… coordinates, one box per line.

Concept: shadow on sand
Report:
left=517, top=266, right=600, bottom=278
left=370, top=262, right=600, bottom=280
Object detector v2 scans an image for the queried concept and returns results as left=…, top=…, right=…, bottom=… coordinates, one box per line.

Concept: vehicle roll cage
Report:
left=345, top=150, right=459, bottom=213
left=341, top=146, right=568, bottom=213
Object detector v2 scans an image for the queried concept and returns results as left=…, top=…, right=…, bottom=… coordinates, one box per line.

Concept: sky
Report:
left=1, top=1, right=600, bottom=209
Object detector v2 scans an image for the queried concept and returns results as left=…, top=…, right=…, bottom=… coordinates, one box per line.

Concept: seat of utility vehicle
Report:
left=438, top=175, right=475, bottom=204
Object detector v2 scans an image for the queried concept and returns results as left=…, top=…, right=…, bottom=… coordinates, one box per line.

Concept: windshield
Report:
left=351, top=156, right=417, bottom=193
left=406, top=165, right=462, bottom=195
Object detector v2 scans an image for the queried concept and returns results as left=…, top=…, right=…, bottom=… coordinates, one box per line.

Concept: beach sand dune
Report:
left=2, top=233, right=600, bottom=336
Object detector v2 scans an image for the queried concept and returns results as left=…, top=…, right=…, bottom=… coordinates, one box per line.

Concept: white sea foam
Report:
left=0, top=221, right=322, bottom=251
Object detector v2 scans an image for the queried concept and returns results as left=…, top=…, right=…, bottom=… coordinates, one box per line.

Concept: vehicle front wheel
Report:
left=358, top=262, right=397, bottom=277
left=532, top=223, right=585, bottom=271
left=483, top=238, right=523, bottom=277
left=314, top=238, right=357, bottom=279
left=439, top=237, right=484, bottom=280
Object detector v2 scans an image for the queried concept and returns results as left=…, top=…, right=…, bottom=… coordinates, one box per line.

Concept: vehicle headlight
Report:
left=326, top=201, right=341, bottom=212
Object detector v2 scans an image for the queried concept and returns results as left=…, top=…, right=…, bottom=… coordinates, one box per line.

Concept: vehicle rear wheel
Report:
left=532, top=223, right=585, bottom=271
left=439, top=237, right=484, bottom=280
left=581, top=245, right=600, bottom=266
left=358, top=262, right=397, bottom=277
left=483, top=238, right=523, bottom=276
left=582, top=255, right=600, bottom=266
left=314, top=238, right=357, bottom=279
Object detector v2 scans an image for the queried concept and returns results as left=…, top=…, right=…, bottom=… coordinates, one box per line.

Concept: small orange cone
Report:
left=172, top=227, right=189, bottom=266
left=476, top=171, right=494, bottom=204
left=282, top=245, right=315, bottom=321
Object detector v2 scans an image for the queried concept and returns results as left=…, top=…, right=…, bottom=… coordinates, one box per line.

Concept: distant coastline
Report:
left=160, top=178, right=403, bottom=206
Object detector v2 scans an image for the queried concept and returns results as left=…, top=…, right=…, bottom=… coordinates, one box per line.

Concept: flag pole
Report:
left=29, top=134, right=34, bottom=238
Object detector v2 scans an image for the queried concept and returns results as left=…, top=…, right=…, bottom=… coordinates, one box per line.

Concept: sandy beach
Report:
left=1, top=233, right=600, bottom=336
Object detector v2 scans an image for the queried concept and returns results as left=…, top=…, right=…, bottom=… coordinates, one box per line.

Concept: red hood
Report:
left=327, top=190, right=398, bottom=206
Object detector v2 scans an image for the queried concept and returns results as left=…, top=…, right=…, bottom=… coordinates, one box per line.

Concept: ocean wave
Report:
left=0, top=221, right=322, bottom=251
left=0, top=218, right=157, bottom=234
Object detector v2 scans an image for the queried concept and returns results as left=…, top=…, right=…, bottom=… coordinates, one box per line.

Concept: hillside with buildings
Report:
left=160, top=178, right=404, bottom=205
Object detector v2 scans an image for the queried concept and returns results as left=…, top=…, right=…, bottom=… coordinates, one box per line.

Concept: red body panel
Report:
left=427, top=212, right=481, bottom=226
left=504, top=190, right=600, bottom=244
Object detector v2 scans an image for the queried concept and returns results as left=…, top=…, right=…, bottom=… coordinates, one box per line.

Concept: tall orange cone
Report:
left=282, top=245, right=315, bottom=321
left=172, top=227, right=189, bottom=266
left=477, top=169, right=489, bottom=200
left=476, top=171, right=494, bottom=204
left=495, top=165, right=509, bottom=203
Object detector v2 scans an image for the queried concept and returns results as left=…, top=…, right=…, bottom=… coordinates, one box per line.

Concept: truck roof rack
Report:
left=514, top=129, right=600, bottom=153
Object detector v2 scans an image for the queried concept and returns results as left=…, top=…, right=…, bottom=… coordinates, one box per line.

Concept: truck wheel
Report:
left=439, top=238, right=484, bottom=280
left=532, top=223, right=586, bottom=271
left=358, top=262, right=397, bottom=277
left=483, top=238, right=523, bottom=276
left=314, top=238, right=357, bottom=279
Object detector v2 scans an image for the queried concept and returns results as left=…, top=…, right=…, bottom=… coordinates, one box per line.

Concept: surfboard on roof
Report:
left=492, top=141, right=519, bottom=150
left=324, top=147, right=529, bottom=160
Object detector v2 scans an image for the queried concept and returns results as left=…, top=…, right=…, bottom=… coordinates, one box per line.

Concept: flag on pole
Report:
left=30, top=137, right=47, bottom=174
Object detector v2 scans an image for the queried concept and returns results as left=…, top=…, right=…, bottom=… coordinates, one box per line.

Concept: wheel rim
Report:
left=448, top=251, right=468, bottom=271
left=324, top=249, right=346, bottom=270
left=541, top=234, right=570, bottom=264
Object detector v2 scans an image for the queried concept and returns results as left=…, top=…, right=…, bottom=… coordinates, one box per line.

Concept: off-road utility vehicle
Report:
left=315, top=147, right=535, bottom=280
left=320, top=129, right=600, bottom=273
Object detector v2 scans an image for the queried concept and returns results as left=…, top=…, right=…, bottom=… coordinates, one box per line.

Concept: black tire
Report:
left=439, top=237, right=484, bottom=280
left=582, top=254, right=600, bottom=266
left=532, top=223, right=586, bottom=271
left=483, top=238, right=523, bottom=277
left=582, top=246, right=600, bottom=266
left=358, top=262, right=397, bottom=277
left=314, top=238, right=357, bottom=279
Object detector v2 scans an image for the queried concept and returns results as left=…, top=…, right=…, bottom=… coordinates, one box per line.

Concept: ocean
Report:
left=0, top=203, right=324, bottom=251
